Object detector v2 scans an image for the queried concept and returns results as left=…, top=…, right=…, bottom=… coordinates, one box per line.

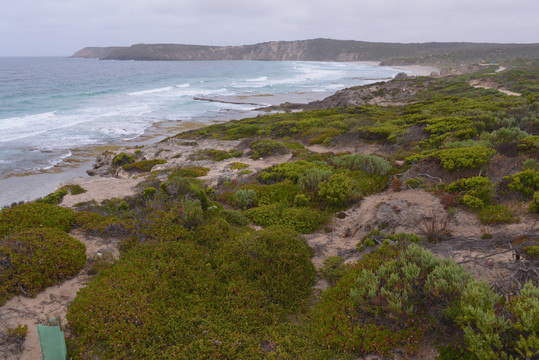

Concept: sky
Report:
left=1, top=0, right=538, bottom=56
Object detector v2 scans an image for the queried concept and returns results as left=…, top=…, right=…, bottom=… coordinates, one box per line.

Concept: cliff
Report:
left=71, top=38, right=539, bottom=64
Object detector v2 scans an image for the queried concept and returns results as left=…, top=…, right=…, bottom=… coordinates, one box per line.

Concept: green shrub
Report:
left=67, top=226, right=322, bottom=359
left=181, top=199, right=204, bottom=228
left=221, top=210, right=249, bottom=226
left=112, top=152, right=135, bottom=167
left=298, top=167, right=333, bottom=193
left=481, top=127, right=530, bottom=145
left=259, top=160, right=331, bottom=183
left=505, top=169, right=539, bottom=197
left=0, top=227, right=86, bottom=304
left=142, top=187, right=157, bottom=198
left=37, top=188, right=69, bottom=205
left=307, top=127, right=343, bottom=145
left=67, top=184, right=87, bottom=195
left=317, top=172, right=362, bottom=207
left=229, top=162, right=249, bottom=170
left=319, top=256, right=346, bottom=285
left=530, top=192, right=539, bottom=213
left=424, top=116, right=475, bottom=137
left=331, top=154, right=392, bottom=177
left=73, top=211, right=135, bottom=238
left=455, top=281, right=539, bottom=360
left=518, top=135, right=539, bottom=154
left=435, top=147, right=495, bottom=171
left=239, top=181, right=301, bottom=207
left=447, top=177, right=494, bottom=210
left=249, top=139, right=286, bottom=159
left=244, top=204, right=328, bottom=233
left=188, top=148, right=242, bottom=161
left=38, top=184, right=87, bottom=204
left=405, top=177, right=423, bottom=189
left=522, top=158, right=539, bottom=171
left=478, top=204, right=519, bottom=224
left=168, top=166, right=210, bottom=177
left=0, top=203, right=76, bottom=237
left=233, top=227, right=316, bottom=307
left=122, top=159, right=167, bottom=172
left=312, top=243, right=472, bottom=357
left=232, top=189, right=257, bottom=209
left=293, top=193, right=311, bottom=207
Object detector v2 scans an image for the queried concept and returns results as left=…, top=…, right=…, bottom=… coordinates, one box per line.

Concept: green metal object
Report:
left=37, top=317, right=66, bottom=360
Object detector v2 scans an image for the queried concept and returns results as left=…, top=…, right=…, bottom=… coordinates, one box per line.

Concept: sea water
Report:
left=0, top=57, right=402, bottom=205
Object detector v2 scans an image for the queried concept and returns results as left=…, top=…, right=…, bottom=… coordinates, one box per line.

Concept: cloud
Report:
left=1, top=0, right=538, bottom=55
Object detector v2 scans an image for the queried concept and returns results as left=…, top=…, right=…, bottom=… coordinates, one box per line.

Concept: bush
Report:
left=405, top=177, right=423, bottom=189
left=229, top=162, right=249, bottom=170
left=505, top=169, right=539, bottom=197
left=233, top=227, right=316, bottom=307
left=522, top=158, right=539, bottom=171
left=447, top=177, right=494, bottom=210
left=68, top=184, right=87, bottom=195
left=112, top=152, right=135, bottom=167
left=298, top=167, right=333, bottom=193
left=233, top=189, right=257, bottom=209
left=312, top=243, right=472, bottom=356
left=518, top=135, right=539, bottom=154
left=0, top=203, right=76, bottom=237
left=331, top=154, right=392, bottom=177
left=478, top=204, right=519, bottom=224
left=244, top=204, right=328, bottom=233
left=122, top=159, right=167, bottom=172
left=530, top=192, right=539, bottom=213
left=435, top=147, right=495, bottom=171
left=317, top=172, right=362, bottom=207
left=67, top=227, right=321, bottom=359
left=249, top=139, right=286, bottom=159
left=319, top=256, right=346, bottom=285
left=181, top=199, right=204, bottom=228
left=142, top=187, right=157, bottom=198
left=259, top=160, right=331, bottom=183
left=0, top=227, right=86, bottom=304
left=168, top=166, right=210, bottom=178
left=188, top=148, right=242, bottom=161
left=221, top=210, right=248, bottom=226
left=454, top=281, right=539, bottom=360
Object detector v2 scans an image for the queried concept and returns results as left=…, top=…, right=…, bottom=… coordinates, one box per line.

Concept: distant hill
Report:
left=72, top=38, right=539, bottom=65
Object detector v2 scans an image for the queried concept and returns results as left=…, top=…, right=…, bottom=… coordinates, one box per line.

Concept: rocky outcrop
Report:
left=72, top=39, right=539, bottom=64
left=260, top=76, right=436, bottom=112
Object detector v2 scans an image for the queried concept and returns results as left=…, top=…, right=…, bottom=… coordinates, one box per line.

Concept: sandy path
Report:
left=469, top=78, right=521, bottom=96
left=59, top=176, right=142, bottom=208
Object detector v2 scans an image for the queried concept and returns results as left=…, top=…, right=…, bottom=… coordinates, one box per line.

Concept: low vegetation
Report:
left=2, top=64, right=538, bottom=358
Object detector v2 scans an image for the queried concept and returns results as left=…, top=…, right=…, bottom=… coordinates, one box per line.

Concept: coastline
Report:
left=0, top=62, right=435, bottom=208
left=3, top=61, right=536, bottom=360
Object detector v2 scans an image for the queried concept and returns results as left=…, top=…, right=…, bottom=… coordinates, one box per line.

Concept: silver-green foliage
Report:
left=332, top=154, right=392, bottom=177
left=350, top=244, right=472, bottom=317
left=457, top=281, right=539, bottom=360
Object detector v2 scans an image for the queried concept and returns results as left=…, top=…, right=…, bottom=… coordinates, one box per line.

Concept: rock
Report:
left=394, top=72, right=409, bottom=80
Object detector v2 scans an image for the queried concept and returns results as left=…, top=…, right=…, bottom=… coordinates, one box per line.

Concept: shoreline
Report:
left=0, top=62, right=435, bottom=208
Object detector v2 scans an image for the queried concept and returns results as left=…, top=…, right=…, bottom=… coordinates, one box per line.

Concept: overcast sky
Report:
left=1, top=0, right=538, bottom=56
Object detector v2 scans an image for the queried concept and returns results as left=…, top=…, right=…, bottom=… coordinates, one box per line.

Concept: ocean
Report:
left=0, top=57, right=402, bottom=206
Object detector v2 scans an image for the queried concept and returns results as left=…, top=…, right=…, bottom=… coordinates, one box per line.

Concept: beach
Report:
left=0, top=62, right=438, bottom=208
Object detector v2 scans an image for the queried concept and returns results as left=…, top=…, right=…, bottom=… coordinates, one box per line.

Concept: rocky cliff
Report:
left=71, top=39, right=539, bottom=64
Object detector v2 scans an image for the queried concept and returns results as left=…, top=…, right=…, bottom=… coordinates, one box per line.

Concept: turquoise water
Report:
left=0, top=57, right=401, bottom=205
